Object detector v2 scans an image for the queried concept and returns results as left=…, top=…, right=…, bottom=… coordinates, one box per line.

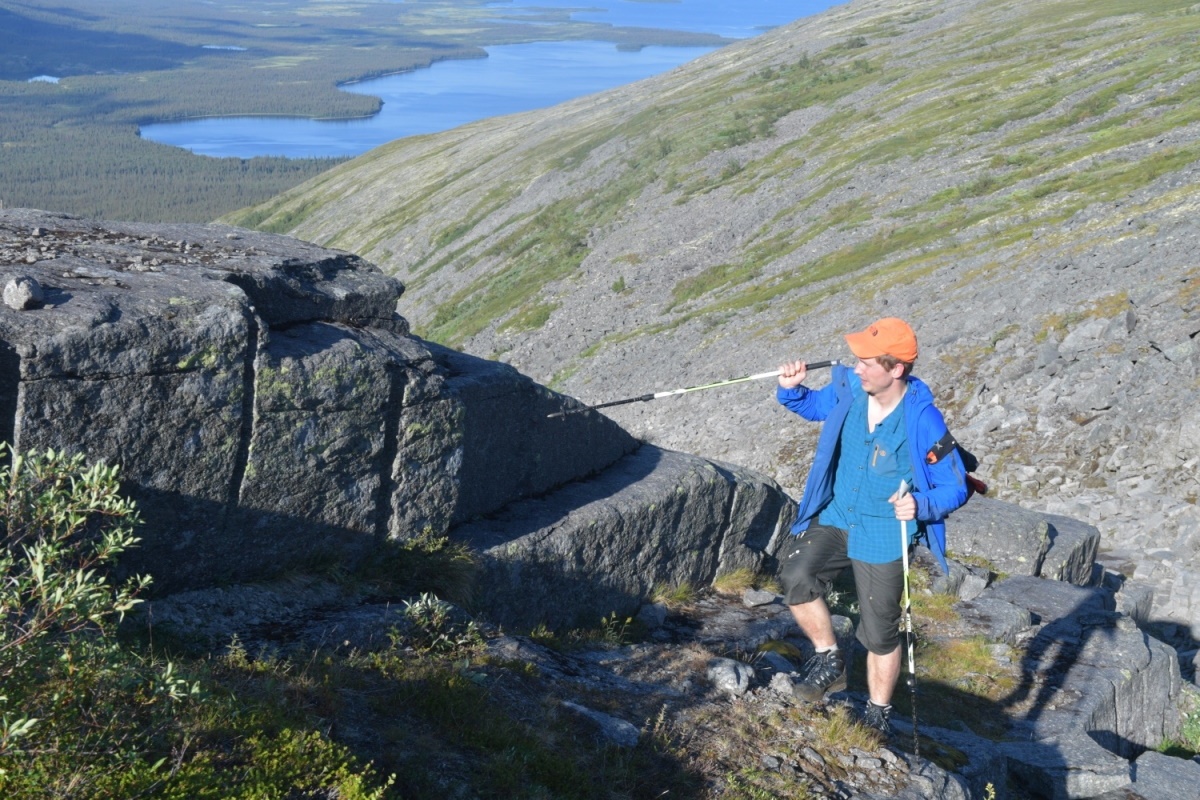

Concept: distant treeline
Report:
left=0, top=122, right=346, bottom=223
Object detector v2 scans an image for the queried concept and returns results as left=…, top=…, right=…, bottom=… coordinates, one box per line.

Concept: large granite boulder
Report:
left=0, top=210, right=637, bottom=590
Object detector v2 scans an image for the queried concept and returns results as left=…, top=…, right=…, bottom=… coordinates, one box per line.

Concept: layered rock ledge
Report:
left=0, top=210, right=631, bottom=589
left=0, top=209, right=790, bottom=611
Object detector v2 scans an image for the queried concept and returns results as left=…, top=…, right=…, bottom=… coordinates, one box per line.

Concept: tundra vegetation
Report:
left=0, top=0, right=725, bottom=222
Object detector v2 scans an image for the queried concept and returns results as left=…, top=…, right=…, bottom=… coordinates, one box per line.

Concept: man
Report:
left=775, top=317, right=967, bottom=734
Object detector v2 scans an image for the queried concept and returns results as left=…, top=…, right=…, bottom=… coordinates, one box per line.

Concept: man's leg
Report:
left=866, top=646, right=901, bottom=706
left=851, top=558, right=906, bottom=733
left=788, top=596, right=837, bottom=649
left=779, top=524, right=851, bottom=701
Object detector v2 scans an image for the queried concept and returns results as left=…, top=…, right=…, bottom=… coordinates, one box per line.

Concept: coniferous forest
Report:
left=0, top=0, right=726, bottom=222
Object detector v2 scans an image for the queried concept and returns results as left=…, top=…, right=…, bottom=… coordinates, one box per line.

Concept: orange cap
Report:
left=844, top=317, right=918, bottom=362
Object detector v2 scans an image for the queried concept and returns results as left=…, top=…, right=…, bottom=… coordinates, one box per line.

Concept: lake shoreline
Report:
left=139, top=40, right=724, bottom=159
left=139, top=0, right=836, bottom=160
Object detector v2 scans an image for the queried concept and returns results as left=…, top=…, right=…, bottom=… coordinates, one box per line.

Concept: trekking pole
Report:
left=546, top=360, right=839, bottom=418
left=897, top=479, right=920, bottom=757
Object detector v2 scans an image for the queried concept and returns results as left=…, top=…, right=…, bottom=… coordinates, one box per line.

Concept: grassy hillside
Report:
left=225, top=0, right=1200, bottom=503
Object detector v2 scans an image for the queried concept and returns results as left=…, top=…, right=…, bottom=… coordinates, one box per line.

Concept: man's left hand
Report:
left=888, top=490, right=916, bottom=521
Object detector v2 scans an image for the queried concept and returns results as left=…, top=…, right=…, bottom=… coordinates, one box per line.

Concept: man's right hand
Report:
left=778, top=360, right=808, bottom=389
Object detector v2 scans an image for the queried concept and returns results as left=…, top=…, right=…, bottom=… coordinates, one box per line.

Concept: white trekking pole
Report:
left=897, top=479, right=919, bottom=757
left=546, top=361, right=840, bottom=418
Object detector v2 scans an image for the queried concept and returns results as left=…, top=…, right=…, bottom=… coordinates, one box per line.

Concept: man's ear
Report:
left=888, top=361, right=907, bottom=380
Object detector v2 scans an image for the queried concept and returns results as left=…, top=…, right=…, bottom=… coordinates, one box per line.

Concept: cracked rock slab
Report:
left=947, top=496, right=1052, bottom=578
left=1, top=210, right=642, bottom=592
left=988, top=576, right=1183, bottom=799
left=452, top=445, right=792, bottom=632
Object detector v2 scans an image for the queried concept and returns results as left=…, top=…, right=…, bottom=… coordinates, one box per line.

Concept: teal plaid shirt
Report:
left=819, top=392, right=915, bottom=563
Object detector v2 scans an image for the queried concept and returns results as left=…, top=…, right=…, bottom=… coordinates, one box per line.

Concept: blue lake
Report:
left=141, top=0, right=837, bottom=159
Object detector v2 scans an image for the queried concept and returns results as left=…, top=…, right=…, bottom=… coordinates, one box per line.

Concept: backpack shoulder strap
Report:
left=926, top=430, right=988, bottom=497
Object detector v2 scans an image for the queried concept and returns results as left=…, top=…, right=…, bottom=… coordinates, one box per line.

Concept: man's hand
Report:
left=778, top=360, right=808, bottom=389
left=889, top=490, right=916, bottom=521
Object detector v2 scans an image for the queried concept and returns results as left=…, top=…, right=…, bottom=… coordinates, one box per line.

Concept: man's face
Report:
left=853, top=356, right=901, bottom=396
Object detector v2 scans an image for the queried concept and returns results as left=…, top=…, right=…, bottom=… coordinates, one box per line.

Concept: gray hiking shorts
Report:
left=779, top=522, right=905, bottom=655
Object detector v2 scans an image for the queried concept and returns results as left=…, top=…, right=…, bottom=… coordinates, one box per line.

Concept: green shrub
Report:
left=1, top=446, right=153, bottom=762
left=0, top=446, right=391, bottom=798
left=0, top=446, right=149, bottom=677
left=400, top=592, right=484, bottom=655
left=0, top=445, right=162, bottom=788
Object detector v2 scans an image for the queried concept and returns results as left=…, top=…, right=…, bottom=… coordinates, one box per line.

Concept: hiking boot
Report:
left=791, top=649, right=846, bottom=702
left=862, top=702, right=893, bottom=737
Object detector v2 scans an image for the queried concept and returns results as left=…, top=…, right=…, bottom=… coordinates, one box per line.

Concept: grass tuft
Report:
left=811, top=704, right=883, bottom=753
left=651, top=582, right=698, bottom=607
left=360, top=527, right=478, bottom=608
left=715, top=568, right=783, bottom=599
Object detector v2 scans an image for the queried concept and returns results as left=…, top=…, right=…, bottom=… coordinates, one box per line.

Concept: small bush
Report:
left=1, top=446, right=153, bottom=768
left=400, top=592, right=483, bottom=656
left=0, top=446, right=175, bottom=791
left=1, top=446, right=149, bottom=679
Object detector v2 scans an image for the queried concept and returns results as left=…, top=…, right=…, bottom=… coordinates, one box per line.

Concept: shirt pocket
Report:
left=868, top=443, right=903, bottom=478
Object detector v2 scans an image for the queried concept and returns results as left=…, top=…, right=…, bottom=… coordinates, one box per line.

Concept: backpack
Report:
left=925, top=430, right=988, bottom=499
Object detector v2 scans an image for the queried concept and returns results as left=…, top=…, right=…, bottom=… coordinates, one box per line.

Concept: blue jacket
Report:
left=777, top=365, right=967, bottom=573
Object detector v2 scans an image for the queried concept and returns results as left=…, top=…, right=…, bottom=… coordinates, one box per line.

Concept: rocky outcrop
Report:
left=898, top=494, right=1188, bottom=799
left=2, top=209, right=791, bottom=597
left=987, top=577, right=1182, bottom=799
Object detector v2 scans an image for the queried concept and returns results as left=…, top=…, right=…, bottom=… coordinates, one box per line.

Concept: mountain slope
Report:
left=225, top=0, right=1200, bottom=628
